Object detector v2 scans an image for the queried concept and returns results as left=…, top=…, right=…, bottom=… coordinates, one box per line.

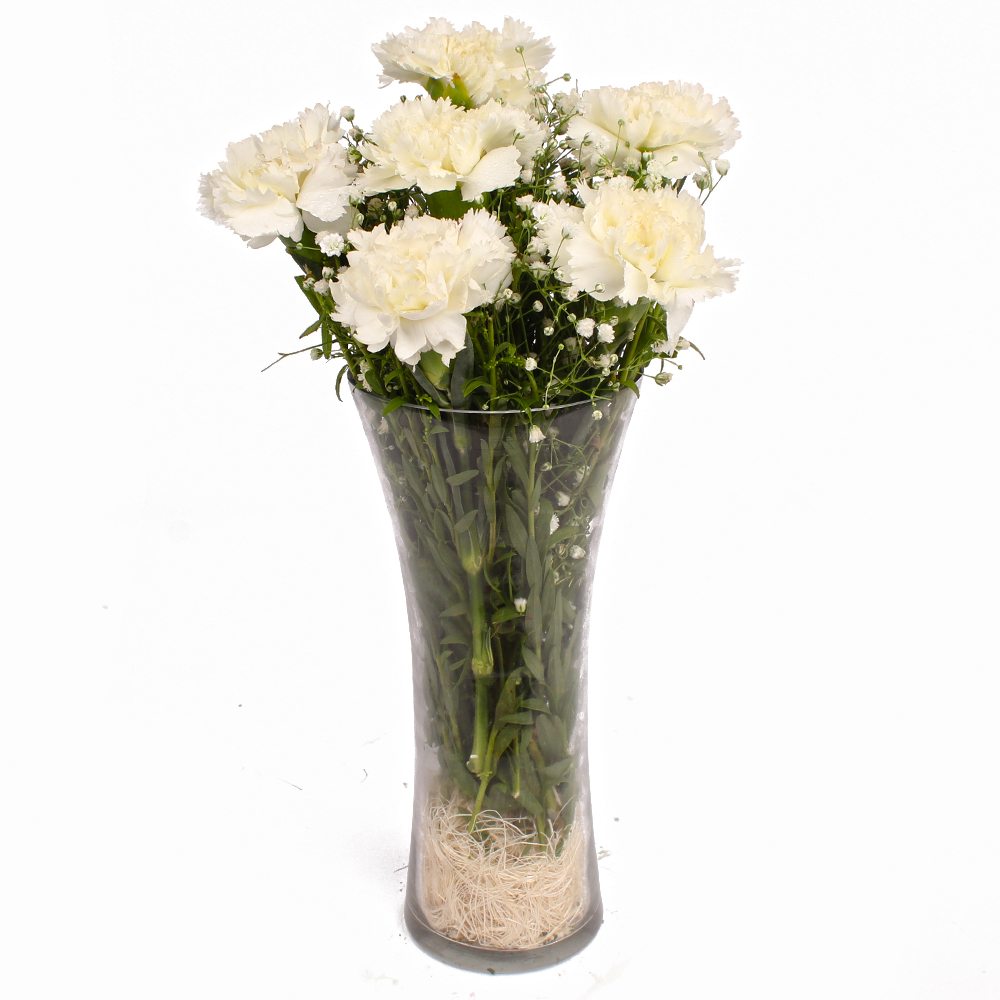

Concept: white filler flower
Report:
left=199, top=105, right=357, bottom=248
left=567, top=82, right=739, bottom=177
left=362, top=98, right=546, bottom=202
left=537, top=178, right=739, bottom=347
left=372, top=17, right=553, bottom=108
left=330, top=211, right=515, bottom=365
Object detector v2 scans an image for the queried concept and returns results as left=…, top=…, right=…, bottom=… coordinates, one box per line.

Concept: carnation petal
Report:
left=423, top=312, right=468, bottom=365
left=458, top=146, right=522, bottom=201
left=226, top=195, right=302, bottom=240
left=665, top=299, right=695, bottom=349
left=392, top=321, right=432, bottom=366
left=566, top=235, right=624, bottom=299
left=295, top=152, right=356, bottom=222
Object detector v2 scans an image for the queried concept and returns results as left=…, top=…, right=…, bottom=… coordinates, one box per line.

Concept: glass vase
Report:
left=354, top=385, right=636, bottom=973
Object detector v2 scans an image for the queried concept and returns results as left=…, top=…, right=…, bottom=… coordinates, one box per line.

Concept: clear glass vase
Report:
left=354, top=386, right=636, bottom=973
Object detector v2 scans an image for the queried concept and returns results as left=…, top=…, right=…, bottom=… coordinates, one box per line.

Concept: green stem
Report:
left=467, top=572, right=494, bottom=784
left=468, top=719, right=499, bottom=831
left=469, top=675, right=491, bottom=777
left=469, top=572, right=493, bottom=678
left=621, top=303, right=651, bottom=375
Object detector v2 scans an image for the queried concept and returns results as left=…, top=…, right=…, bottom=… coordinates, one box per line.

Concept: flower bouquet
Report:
left=199, top=17, right=739, bottom=972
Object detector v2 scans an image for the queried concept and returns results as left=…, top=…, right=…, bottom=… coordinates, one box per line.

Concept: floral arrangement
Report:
left=200, top=17, right=739, bottom=957
left=199, top=16, right=739, bottom=411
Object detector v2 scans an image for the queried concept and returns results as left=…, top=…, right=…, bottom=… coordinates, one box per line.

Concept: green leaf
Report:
left=450, top=336, right=475, bottom=409
left=547, top=525, right=579, bottom=548
left=454, top=509, right=477, bottom=534
left=587, top=463, right=611, bottom=506
left=411, top=364, right=448, bottom=408
left=527, top=591, right=542, bottom=651
left=520, top=698, right=550, bottom=714
left=498, top=712, right=535, bottom=726
left=491, top=455, right=508, bottom=491
left=321, top=319, right=332, bottom=359
left=621, top=378, right=641, bottom=398
left=462, top=377, right=492, bottom=396
left=537, top=498, right=554, bottom=539
left=334, top=364, right=349, bottom=402
left=503, top=439, right=531, bottom=489
left=429, top=464, right=449, bottom=505
left=491, top=725, right=520, bottom=762
left=528, top=479, right=543, bottom=515
left=426, top=75, right=474, bottom=108
left=525, top=540, right=542, bottom=589
left=522, top=646, right=545, bottom=683
left=515, top=782, right=544, bottom=817
left=287, top=245, right=325, bottom=266
left=539, top=758, right=574, bottom=784
left=491, top=671, right=523, bottom=733
left=548, top=592, right=564, bottom=678
left=491, top=606, right=523, bottom=624
left=446, top=469, right=479, bottom=486
left=299, top=319, right=322, bottom=340
left=505, top=507, right=528, bottom=556
left=381, top=397, right=405, bottom=416
left=535, top=713, right=566, bottom=762
left=439, top=603, right=466, bottom=618
left=427, top=188, right=476, bottom=219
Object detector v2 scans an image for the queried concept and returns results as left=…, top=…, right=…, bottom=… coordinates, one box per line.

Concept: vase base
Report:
left=403, top=900, right=603, bottom=974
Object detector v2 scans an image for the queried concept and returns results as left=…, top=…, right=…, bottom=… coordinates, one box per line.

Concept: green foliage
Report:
left=363, top=389, right=634, bottom=834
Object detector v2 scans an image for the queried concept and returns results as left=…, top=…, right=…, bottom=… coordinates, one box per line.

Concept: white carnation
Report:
left=199, top=105, right=357, bottom=248
left=372, top=17, right=553, bottom=108
left=536, top=178, right=739, bottom=347
left=330, top=210, right=514, bottom=366
left=361, top=98, right=546, bottom=203
left=567, top=82, right=739, bottom=178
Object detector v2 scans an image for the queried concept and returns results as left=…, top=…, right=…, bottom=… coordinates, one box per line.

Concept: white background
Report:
left=3, top=1, right=998, bottom=997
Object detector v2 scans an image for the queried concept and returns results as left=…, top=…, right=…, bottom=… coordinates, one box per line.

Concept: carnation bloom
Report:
left=361, top=98, right=546, bottom=202
left=567, top=82, right=739, bottom=178
left=199, top=105, right=357, bottom=248
left=372, top=17, right=553, bottom=108
left=330, top=211, right=515, bottom=365
left=535, top=178, right=739, bottom=347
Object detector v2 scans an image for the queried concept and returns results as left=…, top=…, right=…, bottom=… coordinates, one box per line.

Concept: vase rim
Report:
left=351, top=382, right=617, bottom=416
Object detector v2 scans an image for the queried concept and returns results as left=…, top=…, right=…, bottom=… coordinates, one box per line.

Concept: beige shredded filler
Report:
left=420, top=793, right=587, bottom=950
